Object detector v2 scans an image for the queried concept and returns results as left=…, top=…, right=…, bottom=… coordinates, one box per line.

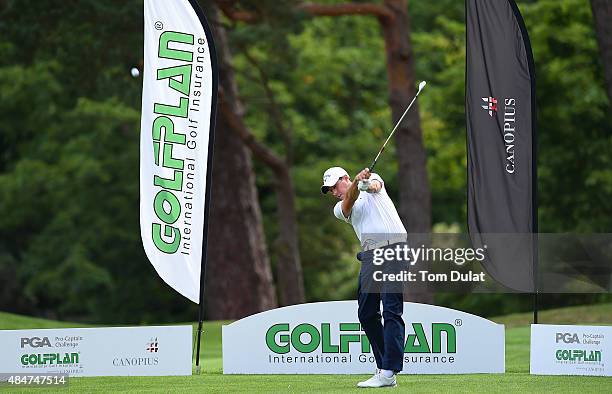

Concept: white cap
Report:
left=321, top=167, right=349, bottom=194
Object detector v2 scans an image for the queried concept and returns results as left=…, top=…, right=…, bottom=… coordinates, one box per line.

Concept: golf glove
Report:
left=358, top=180, right=370, bottom=191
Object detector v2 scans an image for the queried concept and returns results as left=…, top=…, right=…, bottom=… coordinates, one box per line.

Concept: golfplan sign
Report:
left=0, top=325, right=192, bottom=377
left=222, top=301, right=504, bottom=374
left=140, top=0, right=216, bottom=304
left=530, top=324, right=611, bottom=376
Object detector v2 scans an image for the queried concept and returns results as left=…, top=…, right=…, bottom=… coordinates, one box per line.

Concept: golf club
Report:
left=368, top=81, right=427, bottom=172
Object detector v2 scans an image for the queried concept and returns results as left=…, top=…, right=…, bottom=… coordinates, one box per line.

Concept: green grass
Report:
left=1, top=305, right=611, bottom=392
left=0, top=312, right=92, bottom=330
left=491, top=302, right=612, bottom=328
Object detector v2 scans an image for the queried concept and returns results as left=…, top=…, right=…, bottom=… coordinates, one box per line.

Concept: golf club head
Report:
left=418, top=81, right=427, bottom=93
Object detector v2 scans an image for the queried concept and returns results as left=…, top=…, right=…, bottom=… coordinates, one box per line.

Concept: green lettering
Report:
left=321, top=323, right=339, bottom=353
left=153, top=141, right=160, bottom=165
left=154, top=190, right=181, bottom=223
left=405, top=323, right=431, bottom=353
left=157, top=65, right=192, bottom=96
left=339, top=323, right=361, bottom=353
left=152, top=223, right=180, bottom=253
left=152, top=116, right=186, bottom=145
left=266, top=324, right=290, bottom=354
left=432, top=323, right=456, bottom=353
left=291, top=324, right=320, bottom=353
left=154, top=98, right=189, bottom=118
left=159, top=31, right=194, bottom=62
left=154, top=171, right=183, bottom=191
left=162, top=143, right=184, bottom=170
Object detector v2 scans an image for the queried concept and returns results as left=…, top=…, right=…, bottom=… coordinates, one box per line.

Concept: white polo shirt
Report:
left=333, top=173, right=407, bottom=246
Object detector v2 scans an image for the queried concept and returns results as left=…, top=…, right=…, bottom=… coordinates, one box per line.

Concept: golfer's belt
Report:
left=361, top=236, right=407, bottom=252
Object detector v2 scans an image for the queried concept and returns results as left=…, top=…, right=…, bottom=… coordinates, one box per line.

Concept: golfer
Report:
left=321, top=166, right=407, bottom=388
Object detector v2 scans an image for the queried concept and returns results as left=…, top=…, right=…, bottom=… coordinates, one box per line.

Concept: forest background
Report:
left=0, top=0, right=610, bottom=323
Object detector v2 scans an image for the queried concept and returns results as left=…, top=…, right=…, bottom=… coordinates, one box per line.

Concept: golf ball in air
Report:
left=131, top=67, right=140, bottom=78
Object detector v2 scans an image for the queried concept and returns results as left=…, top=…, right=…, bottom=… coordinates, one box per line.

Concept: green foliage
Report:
left=232, top=11, right=395, bottom=301
left=411, top=10, right=468, bottom=226
left=521, top=0, right=612, bottom=232
left=0, top=0, right=199, bottom=323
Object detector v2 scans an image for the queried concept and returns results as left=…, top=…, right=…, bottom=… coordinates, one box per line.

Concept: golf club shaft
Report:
left=369, top=86, right=424, bottom=172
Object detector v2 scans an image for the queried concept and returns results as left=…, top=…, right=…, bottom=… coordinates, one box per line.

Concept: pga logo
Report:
left=20, top=336, right=52, bottom=348
left=556, top=332, right=580, bottom=344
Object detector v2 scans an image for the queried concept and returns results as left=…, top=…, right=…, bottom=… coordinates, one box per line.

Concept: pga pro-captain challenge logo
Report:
left=140, top=0, right=215, bottom=303
left=223, top=301, right=505, bottom=374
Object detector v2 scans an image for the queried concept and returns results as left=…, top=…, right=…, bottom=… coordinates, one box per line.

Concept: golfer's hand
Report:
left=355, top=168, right=371, bottom=181
left=358, top=180, right=371, bottom=191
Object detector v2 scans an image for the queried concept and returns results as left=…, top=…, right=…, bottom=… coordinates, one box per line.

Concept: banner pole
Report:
left=534, top=291, right=538, bottom=323
left=505, top=0, right=539, bottom=325
left=195, top=242, right=207, bottom=375
left=188, top=0, right=219, bottom=375
left=195, top=306, right=204, bottom=374
left=516, top=0, right=539, bottom=325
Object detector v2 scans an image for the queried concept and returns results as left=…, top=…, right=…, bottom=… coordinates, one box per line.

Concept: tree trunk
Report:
left=206, top=114, right=278, bottom=319
left=273, top=168, right=306, bottom=305
left=381, top=0, right=433, bottom=304
left=591, top=0, right=612, bottom=105
left=207, top=2, right=305, bottom=307
left=204, top=4, right=277, bottom=319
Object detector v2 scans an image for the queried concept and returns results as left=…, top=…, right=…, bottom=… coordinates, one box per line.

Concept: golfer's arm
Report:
left=341, top=181, right=360, bottom=218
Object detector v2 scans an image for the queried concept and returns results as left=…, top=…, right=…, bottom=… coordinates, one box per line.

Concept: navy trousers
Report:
left=357, top=247, right=406, bottom=372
